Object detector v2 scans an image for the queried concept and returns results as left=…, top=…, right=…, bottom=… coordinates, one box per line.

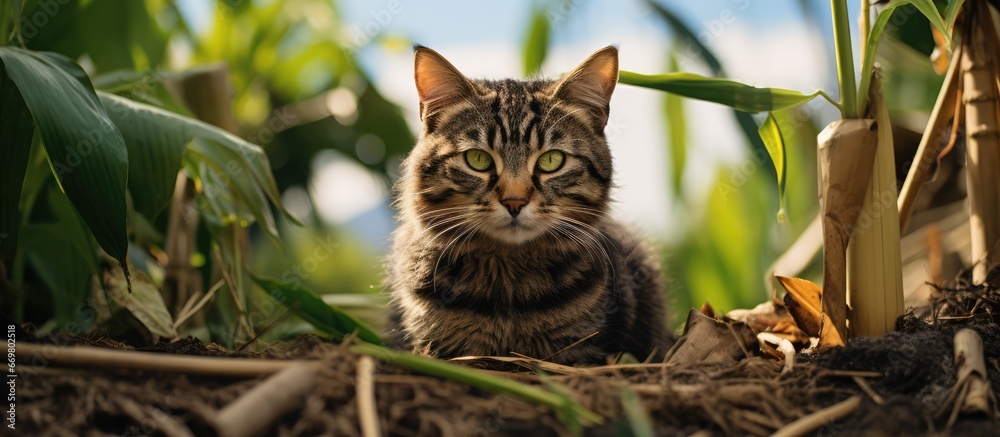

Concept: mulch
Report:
left=14, top=271, right=1000, bottom=436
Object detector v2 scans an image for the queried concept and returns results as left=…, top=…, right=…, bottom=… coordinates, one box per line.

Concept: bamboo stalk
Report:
left=847, top=72, right=904, bottom=337
left=962, top=2, right=1000, bottom=283
left=832, top=0, right=859, bottom=118
left=897, top=44, right=964, bottom=231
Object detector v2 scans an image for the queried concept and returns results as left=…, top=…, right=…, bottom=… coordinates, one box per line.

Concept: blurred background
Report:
left=17, top=0, right=949, bottom=331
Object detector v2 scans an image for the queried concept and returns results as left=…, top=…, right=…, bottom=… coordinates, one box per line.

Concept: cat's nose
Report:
left=501, top=197, right=529, bottom=216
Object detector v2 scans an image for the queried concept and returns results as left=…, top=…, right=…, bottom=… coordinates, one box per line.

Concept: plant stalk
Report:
left=832, top=0, right=859, bottom=118
left=962, top=3, right=1000, bottom=283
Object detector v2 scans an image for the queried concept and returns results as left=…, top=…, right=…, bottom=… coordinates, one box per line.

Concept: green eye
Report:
left=536, top=150, right=565, bottom=173
left=465, top=149, right=493, bottom=171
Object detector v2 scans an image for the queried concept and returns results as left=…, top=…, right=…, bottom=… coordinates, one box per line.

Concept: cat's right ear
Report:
left=414, top=46, right=475, bottom=122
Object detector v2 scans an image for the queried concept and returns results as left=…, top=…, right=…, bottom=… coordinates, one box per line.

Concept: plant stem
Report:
left=831, top=0, right=859, bottom=118
left=860, top=0, right=870, bottom=61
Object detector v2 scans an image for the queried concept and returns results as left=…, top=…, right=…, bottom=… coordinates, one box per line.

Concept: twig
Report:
left=771, top=395, right=862, bottom=437
left=542, top=331, right=599, bottom=361
left=852, top=375, right=885, bottom=405
left=215, top=362, right=319, bottom=437
left=173, top=279, right=225, bottom=329
left=16, top=343, right=308, bottom=377
left=938, top=329, right=997, bottom=431
left=357, top=356, right=381, bottom=437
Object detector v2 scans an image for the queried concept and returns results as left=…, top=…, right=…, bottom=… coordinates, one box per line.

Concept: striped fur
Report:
left=388, top=46, right=670, bottom=365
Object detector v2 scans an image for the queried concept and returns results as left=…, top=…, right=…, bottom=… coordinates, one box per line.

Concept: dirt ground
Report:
left=14, top=271, right=1000, bottom=436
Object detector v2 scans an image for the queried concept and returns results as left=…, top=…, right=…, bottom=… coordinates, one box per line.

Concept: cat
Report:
left=387, top=45, right=671, bottom=365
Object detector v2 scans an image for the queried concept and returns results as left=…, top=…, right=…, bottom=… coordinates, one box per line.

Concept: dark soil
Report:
left=14, top=271, right=1000, bottom=436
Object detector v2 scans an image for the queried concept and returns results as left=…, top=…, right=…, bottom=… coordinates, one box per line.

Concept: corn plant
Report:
left=620, top=0, right=959, bottom=342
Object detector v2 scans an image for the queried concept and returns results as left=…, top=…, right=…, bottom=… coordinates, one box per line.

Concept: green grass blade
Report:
left=619, top=70, right=821, bottom=113
left=758, top=113, right=788, bottom=222
left=858, top=0, right=952, bottom=114
left=0, top=62, right=35, bottom=263
left=522, top=8, right=550, bottom=77
left=352, top=343, right=604, bottom=426
left=0, top=47, right=130, bottom=283
left=251, top=275, right=383, bottom=345
left=664, top=52, right=687, bottom=197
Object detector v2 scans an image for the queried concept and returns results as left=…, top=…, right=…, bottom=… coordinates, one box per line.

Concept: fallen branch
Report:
left=357, top=356, right=381, bottom=437
left=16, top=343, right=307, bottom=377
left=215, top=362, right=319, bottom=437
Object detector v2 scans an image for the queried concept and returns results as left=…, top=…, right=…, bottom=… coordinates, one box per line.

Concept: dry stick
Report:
left=851, top=375, right=885, bottom=405
left=962, top=2, right=1000, bottom=283
left=214, top=362, right=319, bottom=437
left=173, top=279, right=225, bottom=329
left=16, top=343, right=307, bottom=377
left=771, top=395, right=862, bottom=437
left=357, top=356, right=381, bottom=437
left=897, top=43, right=963, bottom=231
left=939, top=329, right=997, bottom=431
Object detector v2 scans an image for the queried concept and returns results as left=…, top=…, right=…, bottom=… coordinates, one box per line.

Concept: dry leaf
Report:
left=776, top=276, right=823, bottom=337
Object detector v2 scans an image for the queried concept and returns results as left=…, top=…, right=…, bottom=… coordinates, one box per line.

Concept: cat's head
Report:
left=399, top=46, right=619, bottom=245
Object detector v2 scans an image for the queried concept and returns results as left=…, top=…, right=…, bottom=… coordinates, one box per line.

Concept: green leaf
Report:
left=93, top=258, right=178, bottom=339
left=858, top=0, right=952, bottom=113
left=664, top=52, right=687, bottom=197
left=619, top=70, right=821, bottom=113
left=22, top=187, right=98, bottom=326
left=0, top=47, right=130, bottom=282
left=0, top=62, right=35, bottom=263
left=186, top=139, right=279, bottom=242
left=620, top=387, right=654, bottom=437
left=79, top=0, right=166, bottom=72
left=758, top=113, right=787, bottom=222
left=98, top=91, right=300, bottom=226
left=522, top=8, right=550, bottom=77
left=352, top=343, right=603, bottom=426
left=945, top=0, right=965, bottom=31
left=251, top=275, right=383, bottom=345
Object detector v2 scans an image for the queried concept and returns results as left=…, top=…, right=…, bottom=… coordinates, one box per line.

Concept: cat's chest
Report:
left=415, top=247, right=610, bottom=315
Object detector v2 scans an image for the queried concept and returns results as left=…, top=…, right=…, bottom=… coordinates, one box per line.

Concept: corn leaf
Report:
left=99, top=92, right=300, bottom=226
left=758, top=113, right=787, bottom=222
left=251, top=275, right=383, bottom=345
left=619, top=71, right=821, bottom=113
left=665, top=52, right=687, bottom=197
left=0, top=47, right=130, bottom=282
left=858, top=0, right=952, bottom=113
left=22, top=188, right=98, bottom=327
left=522, top=8, right=550, bottom=77
left=352, top=343, right=603, bottom=426
left=0, top=61, right=34, bottom=262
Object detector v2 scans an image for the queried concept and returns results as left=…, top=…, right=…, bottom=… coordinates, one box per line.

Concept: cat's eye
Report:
left=465, top=149, right=494, bottom=171
left=536, top=150, right=565, bottom=173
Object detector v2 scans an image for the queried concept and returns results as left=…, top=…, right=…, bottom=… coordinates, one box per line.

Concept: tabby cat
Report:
left=388, top=46, right=671, bottom=365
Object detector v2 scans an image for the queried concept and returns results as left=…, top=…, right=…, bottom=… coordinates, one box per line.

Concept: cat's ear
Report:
left=414, top=46, right=476, bottom=121
left=552, top=46, right=619, bottom=128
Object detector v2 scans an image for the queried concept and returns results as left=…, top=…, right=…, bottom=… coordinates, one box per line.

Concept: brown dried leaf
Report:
left=777, top=276, right=823, bottom=337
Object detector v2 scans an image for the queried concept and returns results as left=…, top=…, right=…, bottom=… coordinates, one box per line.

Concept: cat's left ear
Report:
left=414, top=46, right=476, bottom=122
left=552, top=46, right=619, bottom=129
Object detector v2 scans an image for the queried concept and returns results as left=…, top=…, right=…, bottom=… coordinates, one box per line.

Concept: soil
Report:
left=13, top=269, right=1000, bottom=436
